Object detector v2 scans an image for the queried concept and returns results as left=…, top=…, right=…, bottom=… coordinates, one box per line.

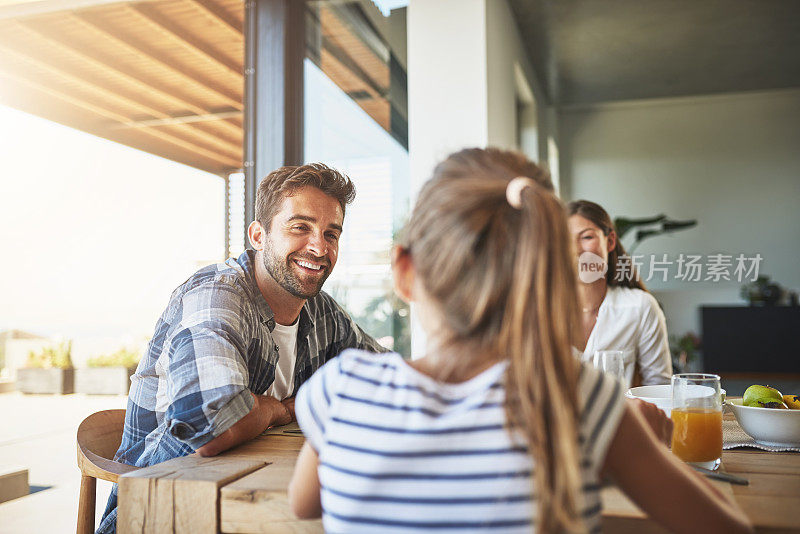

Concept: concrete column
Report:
left=406, top=0, right=552, bottom=357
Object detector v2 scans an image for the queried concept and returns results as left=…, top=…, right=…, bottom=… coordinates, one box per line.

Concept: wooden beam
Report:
left=0, top=0, right=160, bottom=20
left=0, top=42, right=241, bottom=160
left=71, top=12, right=243, bottom=111
left=185, top=0, right=242, bottom=37
left=321, top=35, right=385, bottom=99
left=326, top=2, right=390, bottom=63
left=0, top=67, right=241, bottom=169
left=15, top=19, right=242, bottom=142
left=113, top=110, right=242, bottom=129
left=128, top=3, right=242, bottom=78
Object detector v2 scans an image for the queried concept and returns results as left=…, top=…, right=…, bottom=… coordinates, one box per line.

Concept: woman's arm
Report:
left=288, top=442, right=322, bottom=519
left=636, top=293, right=673, bottom=385
left=602, top=404, right=752, bottom=534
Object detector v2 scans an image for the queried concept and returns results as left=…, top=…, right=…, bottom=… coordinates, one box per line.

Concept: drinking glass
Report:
left=593, top=350, right=625, bottom=382
left=671, top=373, right=723, bottom=470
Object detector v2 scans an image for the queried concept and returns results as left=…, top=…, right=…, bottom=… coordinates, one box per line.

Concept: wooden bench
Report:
left=0, top=466, right=29, bottom=504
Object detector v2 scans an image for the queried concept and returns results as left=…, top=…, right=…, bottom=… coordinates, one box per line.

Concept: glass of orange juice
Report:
left=671, top=373, right=722, bottom=470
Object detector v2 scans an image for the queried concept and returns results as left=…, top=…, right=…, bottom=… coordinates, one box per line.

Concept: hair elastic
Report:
left=506, top=176, right=535, bottom=209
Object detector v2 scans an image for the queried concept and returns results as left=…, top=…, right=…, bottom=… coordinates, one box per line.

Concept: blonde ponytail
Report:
left=503, top=184, right=584, bottom=533
left=401, top=147, right=585, bottom=533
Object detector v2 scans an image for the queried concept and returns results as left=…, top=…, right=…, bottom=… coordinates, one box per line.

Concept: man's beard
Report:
left=262, top=241, right=331, bottom=299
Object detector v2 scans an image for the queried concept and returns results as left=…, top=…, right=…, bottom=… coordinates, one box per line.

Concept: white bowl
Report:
left=626, top=385, right=673, bottom=416
left=625, top=385, right=726, bottom=418
left=727, top=399, right=800, bottom=447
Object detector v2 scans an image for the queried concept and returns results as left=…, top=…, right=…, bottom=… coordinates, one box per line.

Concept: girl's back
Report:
left=295, top=349, right=625, bottom=533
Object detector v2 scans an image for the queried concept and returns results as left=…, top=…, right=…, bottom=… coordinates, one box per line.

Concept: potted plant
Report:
left=613, top=214, right=697, bottom=253
left=669, top=332, right=701, bottom=374
left=75, top=347, right=140, bottom=395
left=17, top=341, right=75, bottom=394
left=740, top=275, right=783, bottom=306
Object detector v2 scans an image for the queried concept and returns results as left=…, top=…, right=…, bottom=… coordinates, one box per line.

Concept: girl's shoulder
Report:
left=336, top=349, right=507, bottom=407
left=336, top=348, right=405, bottom=375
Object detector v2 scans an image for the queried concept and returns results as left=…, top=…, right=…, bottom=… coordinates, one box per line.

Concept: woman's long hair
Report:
left=399, top=148, right=585, bottom=533
left=567, top=200, right=646, bottom=291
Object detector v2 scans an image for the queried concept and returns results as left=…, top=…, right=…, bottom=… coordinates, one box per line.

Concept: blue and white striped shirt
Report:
left=295, top=350, right=625, bottom=533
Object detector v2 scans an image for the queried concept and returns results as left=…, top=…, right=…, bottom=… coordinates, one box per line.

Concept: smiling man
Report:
left=97, top=164, right=386, bottom=533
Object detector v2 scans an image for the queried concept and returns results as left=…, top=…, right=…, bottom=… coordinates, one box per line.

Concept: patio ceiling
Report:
left=0, top=0, right=394, bottom=176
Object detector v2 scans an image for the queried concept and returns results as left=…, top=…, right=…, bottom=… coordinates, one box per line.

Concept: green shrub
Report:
left=26, top=341, right=74, bottom=369
left=87, top=347, right=140, bottom=368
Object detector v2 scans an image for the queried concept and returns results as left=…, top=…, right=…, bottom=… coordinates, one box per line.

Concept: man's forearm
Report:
left=196, top=393, right=290, bottom=457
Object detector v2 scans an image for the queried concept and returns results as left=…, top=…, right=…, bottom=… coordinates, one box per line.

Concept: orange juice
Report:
left=671, top=408, right=722, bottom=463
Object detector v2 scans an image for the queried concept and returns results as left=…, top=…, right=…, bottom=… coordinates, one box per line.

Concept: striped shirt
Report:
left=97, top=250, right=385, bottom=534
left=295, top=350, right=625, bottom=534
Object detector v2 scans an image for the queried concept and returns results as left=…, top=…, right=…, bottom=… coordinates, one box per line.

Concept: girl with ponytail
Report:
left=567, top=200, right=672, bottom=386
left=289, top=148, right=751, bottom=534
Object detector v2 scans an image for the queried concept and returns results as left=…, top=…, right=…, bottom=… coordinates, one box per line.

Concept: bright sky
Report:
left=0, top=105, right=224, bottom=354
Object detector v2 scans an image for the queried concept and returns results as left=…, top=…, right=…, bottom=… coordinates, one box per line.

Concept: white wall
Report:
left=408, top=0, right=488, bottom=199
left=560, top=89, right=800, bottom=336
left=407, top=0, right=551, bottom=356
left=485, top=0, right=551, bottom=163
left=408, top=0, right=552, bottom=196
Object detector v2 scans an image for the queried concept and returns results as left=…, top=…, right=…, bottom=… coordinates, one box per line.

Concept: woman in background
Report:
left=568, top=200, right=672, bottom=386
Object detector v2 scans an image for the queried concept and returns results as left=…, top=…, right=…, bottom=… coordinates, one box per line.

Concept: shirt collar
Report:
left=237, top=249, right=275, bottom=328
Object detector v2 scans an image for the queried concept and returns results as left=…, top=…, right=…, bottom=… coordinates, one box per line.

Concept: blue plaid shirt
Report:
left=98, top=250, right=385, bottom=533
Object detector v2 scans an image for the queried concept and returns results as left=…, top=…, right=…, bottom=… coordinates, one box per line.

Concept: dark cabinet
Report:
left=701, top=306, right=800, bottom=374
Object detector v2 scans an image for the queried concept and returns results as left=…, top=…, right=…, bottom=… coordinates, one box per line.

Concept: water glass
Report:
left=593, top=350, right=625, bottom=382
left=671, top=373, right=723, bottom=471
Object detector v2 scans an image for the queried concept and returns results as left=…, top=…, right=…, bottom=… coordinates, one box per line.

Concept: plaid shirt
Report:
left=98, top=250, right=385, bottom=533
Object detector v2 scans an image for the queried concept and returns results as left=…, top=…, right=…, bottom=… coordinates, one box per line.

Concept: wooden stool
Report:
left=76, top=409, right=137, bottom=534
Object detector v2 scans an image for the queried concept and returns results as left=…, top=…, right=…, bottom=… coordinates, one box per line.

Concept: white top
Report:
left=295, top=350, right=626, bottom=534
left=265, top=321, right=299, bottom=400
left=581, top=286, right=672, bottom=387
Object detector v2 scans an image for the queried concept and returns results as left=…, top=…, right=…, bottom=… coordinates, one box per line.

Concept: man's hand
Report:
left=281, top=396, right=296, bottom=423
left=626, top=397, right=673, bottom=446
left=261, top=394, right=292, bottom=427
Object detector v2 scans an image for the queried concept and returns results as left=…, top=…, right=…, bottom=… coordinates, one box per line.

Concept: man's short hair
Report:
left=255, top=163, right=356, bottom=229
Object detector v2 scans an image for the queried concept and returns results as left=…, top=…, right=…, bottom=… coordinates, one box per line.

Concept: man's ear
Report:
left=391, top=245, right=415, bottom=304
left=248, top=221, right=265, bottom=250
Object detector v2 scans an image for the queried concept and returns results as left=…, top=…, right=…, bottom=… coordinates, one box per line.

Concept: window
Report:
left=304, top=1, right=409, bottom=355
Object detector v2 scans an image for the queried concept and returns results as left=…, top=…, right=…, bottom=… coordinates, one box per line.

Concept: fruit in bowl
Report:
left=783, top=394, right=800, bottom=410
left=743, top=384, right=788, bottom=409
left=727, top=387, right=800, bottom=447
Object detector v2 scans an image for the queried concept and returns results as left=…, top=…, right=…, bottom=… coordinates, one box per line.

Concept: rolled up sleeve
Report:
left=162, top=282, right=256, bottom=450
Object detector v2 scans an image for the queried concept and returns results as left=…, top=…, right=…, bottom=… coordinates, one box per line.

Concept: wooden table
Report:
left=117, top=421, right=800, bottom=534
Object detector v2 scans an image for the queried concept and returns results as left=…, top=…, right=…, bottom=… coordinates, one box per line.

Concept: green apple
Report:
left=743, top=384, right=787, bottom=409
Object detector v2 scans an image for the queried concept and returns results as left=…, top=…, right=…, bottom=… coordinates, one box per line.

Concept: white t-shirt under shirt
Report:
left=581, top=286, right=672, bottom=387
left=295, top=349, right=626, bottom=534
left=265, top=320, right=299, bottom=400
